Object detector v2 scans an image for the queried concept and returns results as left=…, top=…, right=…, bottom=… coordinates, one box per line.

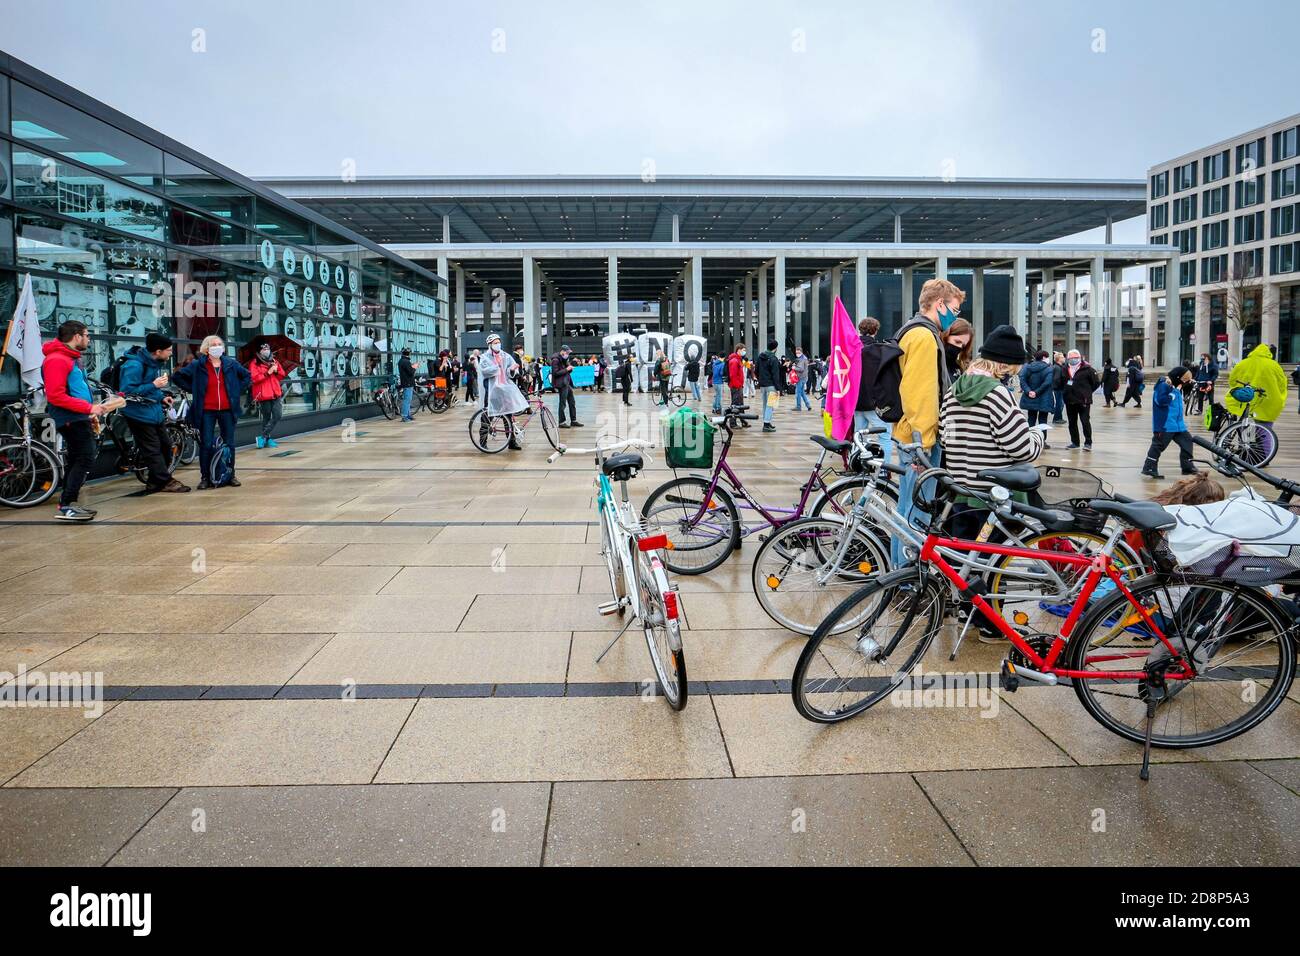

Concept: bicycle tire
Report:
left=538, top=404, right=560, bottom=451
left=468, top=410, right=512, bottom=454
left=633, top=538, right=687, bottom=710
left=1066, top=575, right=1295, bottom=749
left=792, top=567, right=945, bottom=723
left=0, top=441, right=60, bottom=507
left=375, top=392, right=398, bottom=420
left=179, top=428, right=199, bottom=465
left=1217, top=419, right=1277, bottom=468
left=641, top=475, right=740, bottom=575
left=598, top=506, right=627, bottom=616
left=752, top=515, right=889, bottom=635
left=810, top=474, right=900, bottom=524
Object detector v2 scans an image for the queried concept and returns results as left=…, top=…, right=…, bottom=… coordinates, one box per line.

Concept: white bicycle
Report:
left=548, top=436, right=688, bottom=709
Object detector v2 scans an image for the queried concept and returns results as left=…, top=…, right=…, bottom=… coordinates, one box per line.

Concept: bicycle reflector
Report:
left=662, top=590, right=680, bottom=620
left=637, top=534, right=669, bottom=552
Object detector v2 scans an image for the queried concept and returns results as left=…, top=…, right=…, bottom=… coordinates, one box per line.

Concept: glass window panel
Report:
left=10, top=146, right=167, bottom=241
left=163, top=152, right=254, bottom=225
left=253, top=202, right=312, bottom=246
left=10, top=81, right=163, bottom=186
left=15, top=211, right=165, bottom=287
left=0, top=140, right=10, bottom=199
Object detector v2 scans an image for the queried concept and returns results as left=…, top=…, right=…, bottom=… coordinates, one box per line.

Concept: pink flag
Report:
left=827, top=297, right=861, bottom=440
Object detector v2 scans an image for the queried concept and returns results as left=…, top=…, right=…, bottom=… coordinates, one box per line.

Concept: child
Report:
left=1141, top=366, right=1198, bottom=480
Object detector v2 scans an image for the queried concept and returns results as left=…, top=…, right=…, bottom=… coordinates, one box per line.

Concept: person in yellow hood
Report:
left=1225, top=344, right=1287, bottom=422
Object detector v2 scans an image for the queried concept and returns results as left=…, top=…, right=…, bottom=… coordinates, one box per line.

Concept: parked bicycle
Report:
left=468, top=394, right=559, bottom=454
left=548, top=436, right=687, bottom=709
left=1208, top=384, right=1278, bottom=467
left=793, top=452, right=1295, bottom=780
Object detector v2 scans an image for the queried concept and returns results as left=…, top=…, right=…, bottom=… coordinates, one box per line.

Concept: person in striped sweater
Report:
left=938, top=324, right=1046, bottom=542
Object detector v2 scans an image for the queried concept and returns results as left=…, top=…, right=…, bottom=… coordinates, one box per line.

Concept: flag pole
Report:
left=1, top=274, right=33, bottom=379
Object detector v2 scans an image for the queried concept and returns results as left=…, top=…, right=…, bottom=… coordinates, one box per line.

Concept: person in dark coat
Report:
left=1118, top=356, right=1145, bottom=408
left=1192, top=353, right=1219, bottom=415
left=1018, top=351, right=1056, bottom=426
left=1049, top=352, right=1067, bottom=424
left=1061, top=349, right=1101, bottom=450
left=1101, top=357, right=1120, bottom=407
left=171, top=335, right=251, bottom=489
left=550, top=344, right=583, bottom=427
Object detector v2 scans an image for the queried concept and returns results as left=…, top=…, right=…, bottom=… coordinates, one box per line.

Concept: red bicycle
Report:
left=793, top=469, right=1296, bottom=779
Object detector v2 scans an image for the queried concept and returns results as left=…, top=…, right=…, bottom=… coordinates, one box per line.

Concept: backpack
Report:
left=862, top=322, right=940, bottom=422
left=101, top=348, right=139, bottom=392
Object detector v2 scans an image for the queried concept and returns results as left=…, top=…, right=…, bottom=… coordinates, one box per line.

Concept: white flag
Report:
left=4, top=274, right=44, bottom=389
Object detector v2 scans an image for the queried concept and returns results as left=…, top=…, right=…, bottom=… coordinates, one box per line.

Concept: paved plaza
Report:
left=2, top=386, right=1299, bottom=867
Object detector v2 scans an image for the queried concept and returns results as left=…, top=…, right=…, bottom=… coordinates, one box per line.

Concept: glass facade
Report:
left=0, top=63, right=445, bottom=419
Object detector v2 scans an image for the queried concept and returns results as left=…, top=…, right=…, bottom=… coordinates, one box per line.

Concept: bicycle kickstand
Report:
left=595, top=607, right=637, bottom=664
left=949, top=611, right=977, bottom=662
left=1139, top=696, right=1157, bottom=782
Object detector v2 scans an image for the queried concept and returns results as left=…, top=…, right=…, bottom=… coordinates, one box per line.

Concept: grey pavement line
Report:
left=102, top=787, right=183, bottom=868
left=996, top=687, right=1085, bottom=768
left=369, top=698, right=422, bottom=786
left=909, top=773, right=979, bottom=866
left=707, top=691, right=738, bottom=779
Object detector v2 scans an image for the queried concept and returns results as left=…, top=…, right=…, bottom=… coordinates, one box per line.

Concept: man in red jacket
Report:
left=42, top=320, right=108, bottom=521
left=725, top=344, right=750, bottom=427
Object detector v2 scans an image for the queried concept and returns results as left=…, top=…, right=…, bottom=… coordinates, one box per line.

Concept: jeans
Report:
left=794, top=379, right=810, bottom=410
left=759, top=386, right=775, bottom=424
left=729, top=386, right=744, bottom=410
left=260, top=397, right=283, bottom=439
left=400, top=386, right=414, bottom=419
left=1052, top=390, right=1065, bottom=421
left=199, top=409, right=238, bottom=484
left=125, top=417, right=172, bottom=488
left=853, top=410, right=894, bottom=461
left=712, top=384, right=723, bottom=413
left=56, top=419, right=98, bottom=507
left=690, top=381, right=701, bottom=401
left=892, top=438, right=942, bottom=567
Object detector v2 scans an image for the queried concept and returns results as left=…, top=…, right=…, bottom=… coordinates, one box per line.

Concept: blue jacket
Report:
left=711, top=358, right=726, bottom=385
left=118, top=347, right=167, bottom=425
left=1194, top=360, right=1219, bottom=384
left=171, top=356, right=251, bottom=426
left=1152, top=378, right=1186, bottom=433
left=1018, top=361, right=1055, bottom=412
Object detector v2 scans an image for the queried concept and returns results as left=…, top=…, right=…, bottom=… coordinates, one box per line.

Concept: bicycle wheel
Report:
left=0, top=441, right=59, bottom=507
left=671, top=389, right=686, bottom=407
left=179, top=428, right=199, bottom=465
left=537, top=404, right=560, bottom=450
left=163, top=424, right=185, bottom=474
left=986, top=530, right=1145, bottom=636
left=641, top=475, right=740, bottom=574
left=632, top=539, right=687, bottom=710
left=1067, top=576, right=1294, bottom=748
left=810, top=475, right=899, bottom=520
left=208, top=440, right=234, bottom=486
left=468, top=409, right=512, bottom=453
left=752, top=516, right=889, bottom=635
left=375, top=391, right=397, bottom=420
left=792, top=568, right=946, bottom=723
left=1218, top=419, right=1277, bottom=468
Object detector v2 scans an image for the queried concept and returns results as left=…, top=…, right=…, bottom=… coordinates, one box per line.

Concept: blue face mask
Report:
left=938, top=304, right=959, bottom=332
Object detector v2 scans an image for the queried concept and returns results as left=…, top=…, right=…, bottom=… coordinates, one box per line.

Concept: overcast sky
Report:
left=4, top=0, right=1298, bottom=243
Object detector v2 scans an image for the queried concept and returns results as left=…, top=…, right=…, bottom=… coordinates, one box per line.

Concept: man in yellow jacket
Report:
left=1225, top=343, right=1287, bottom=423
left=891, top=277, right=964, bottom=565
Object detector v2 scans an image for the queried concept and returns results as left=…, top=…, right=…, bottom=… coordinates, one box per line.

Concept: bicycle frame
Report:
left=917, top=533, right=1193, bottom=682
left=596, top=470, right=646, bottom=622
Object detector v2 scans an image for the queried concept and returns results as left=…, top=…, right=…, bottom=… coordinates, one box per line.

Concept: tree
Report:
left=1219, top=257, right=1276, bottom=364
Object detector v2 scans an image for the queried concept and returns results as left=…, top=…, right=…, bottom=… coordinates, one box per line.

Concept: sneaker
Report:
left=1181, top=468, right=1201, bottom=475
left=763, top=424, right=776, bottom=432
left=570, top=421, right=585, bottom=428
left=1066, top=443, right=1080, bottom=450
left=197, top=479, right=213, bottom=490
left=977, top=630, right=1009, bottom=644
left=558, top=422, right=571, bottom=429
left=64, top=501, right=97, bottom=517
left=265, top=439, right=279, bottom=448
left=159, top=479, right=191, bottom=493
left=225, top=477, right=242, bottom=488
left=1141, top=470, right=1165, bottom=480
left=1084, top=444, right=1093, bottom=451
left=256, top=436, right=266, bottom=449
left=55, top=505, right=94, bottom=522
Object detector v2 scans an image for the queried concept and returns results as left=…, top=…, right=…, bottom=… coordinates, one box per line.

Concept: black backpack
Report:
left=101, top=347, right=140, bottom=392
left=863, top=322, right=937, bottom=422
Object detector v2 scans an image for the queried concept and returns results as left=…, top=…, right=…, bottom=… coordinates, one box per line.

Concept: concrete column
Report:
left=830, top=265, right=843, bottom=303
left=672, top=213, right=680, bottom=243
left=773, top=256, right=786, bottom=353
left=1040, top=269, right=1056, bottom=352
left=607, top=255, right=618, bottom=336
left=1108, top=268, right=1123, bottom=363
left=1088, top=256, right=1104, bottom=364
left=810, top=274, right=821, bottom=357
left=436, top=255, right=449, bottom=350
left=1194, top=290, right=1210, bottom=363
left=683, top=266, right=694, bottom=337
left=743, top=273, right=754, bottom=353
left=1163, top=254, right=1181, bottom=369
left=523, top=256, right=540, bottom=358
left=545, top=285, right=555, bottom=351
left=757, top=264, right=769, bottom=349
left=442, top=214, right=451, bottom=245
left=855, top=254, right=868, bottom=323
left=505, top=299, right=515, bottom=343
left=972, top=267, right=985, bottom=341
left=1263, top=281, right=1281, bottom=349
left=1065, top=273, right=1078, bottom=353
left=893, top=211, right=902, bottom=243
left=1026, top=280, right=1038, bottom=349
left=454, top=266, right=465, bottom=355
left=1012, top=256, right=1027, bottom=337
left=659, top=294, right=668, bottom=333
left=901, top=266, right=914, bottom=321
left=482, top=284, right=492, bottom=334
left=690, top=255, right=703, bottom=337
left=1144, top=290, right=1158, bottom=363
left=934, top=255, right=948, bottom=282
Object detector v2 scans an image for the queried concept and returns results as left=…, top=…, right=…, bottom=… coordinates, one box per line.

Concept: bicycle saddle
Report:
left=976, top=463, right=1041, bottom=492
left=809, top=435, right=852, bottom=454
left=602, top=452, right=644, bottom=481
left=1087, top=499, right=1175, bottom=532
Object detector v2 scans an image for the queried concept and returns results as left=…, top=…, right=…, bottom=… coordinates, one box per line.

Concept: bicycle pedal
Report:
left=998, top=660, right=1020, bottom=693
left=596, top=598, right=628, bottom=616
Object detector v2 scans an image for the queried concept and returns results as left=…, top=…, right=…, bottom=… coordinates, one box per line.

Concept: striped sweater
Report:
left=939, top=376, right=1045, bottom=492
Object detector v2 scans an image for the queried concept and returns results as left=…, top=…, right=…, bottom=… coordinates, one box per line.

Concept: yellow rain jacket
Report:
left=1225, top=344, right=1287, bottom=421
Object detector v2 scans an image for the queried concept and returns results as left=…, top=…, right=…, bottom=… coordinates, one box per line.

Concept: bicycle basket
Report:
left=1148, top=532, right=1300, bottom=585
left=661, top=406, right=715, bottom=469
left=1204, top=401, right=1230, bottom=433
left=1034, top=466, right=1112, bottom=533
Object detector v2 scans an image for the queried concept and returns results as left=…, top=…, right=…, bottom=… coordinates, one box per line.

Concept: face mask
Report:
left=945, top=343, right=961, bottom=360
left=259, top=349, right=272, bottom=360
left=209, top=345, right=224, bottom=359
left=490, top=343, right=501, bottom=352
left=938, top=305, right=959, bottom=332
left=739, top=350, right=746, bottom=358
left=1068, top=358, right=1080, bottom=367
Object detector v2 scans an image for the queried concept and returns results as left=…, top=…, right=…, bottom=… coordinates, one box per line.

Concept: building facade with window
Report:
left=1147, top=113, right=1300, bottom=363
left=0, top=52, right=446, bottom=437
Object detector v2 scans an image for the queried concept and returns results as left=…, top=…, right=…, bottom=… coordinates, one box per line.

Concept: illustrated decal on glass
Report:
left=302, top=253, right=315, bottom=281
left=261, top=311, right=277, bottom=336
left=260, top=239, right=275, bottom=270
left=334, top=265, right=345, bottom=289
left=283, top=282, right=297, bottom=310
left=283, top=316, right=299, bottom=341
left=302, top=286, right=315, bottom=315
left=260, top=276, right=276, bottom=308
left=319, top=291, right=331, bottom=316
left=282, top=246, right=296, bottom=275
left=348, top=269, right=359, bottom=294
left=348, top=298, right=358, bottom=322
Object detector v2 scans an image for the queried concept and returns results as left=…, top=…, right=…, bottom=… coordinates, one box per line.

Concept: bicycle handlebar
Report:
left=547, top=437, right=655, bottom=464
left=1189, top=434, right=1300, bottom=499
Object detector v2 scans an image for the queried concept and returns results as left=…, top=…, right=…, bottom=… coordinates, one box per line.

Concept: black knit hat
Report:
left=145, top=332, right=172, bottom=353
left=1169, top=365, right=1189, bottom=382
left=978, top=324, right=1027, bottom=364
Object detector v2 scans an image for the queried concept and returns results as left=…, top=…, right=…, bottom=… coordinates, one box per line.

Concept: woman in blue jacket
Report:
left=171, top=335, right=252, bottom=489
left=1141, top=366, right=1197, bottom=479
left=1018, top=351, right=1056, bottom=426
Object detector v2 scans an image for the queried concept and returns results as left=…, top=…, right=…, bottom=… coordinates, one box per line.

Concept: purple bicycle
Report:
left=641, top=405, right=899, bottom=575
